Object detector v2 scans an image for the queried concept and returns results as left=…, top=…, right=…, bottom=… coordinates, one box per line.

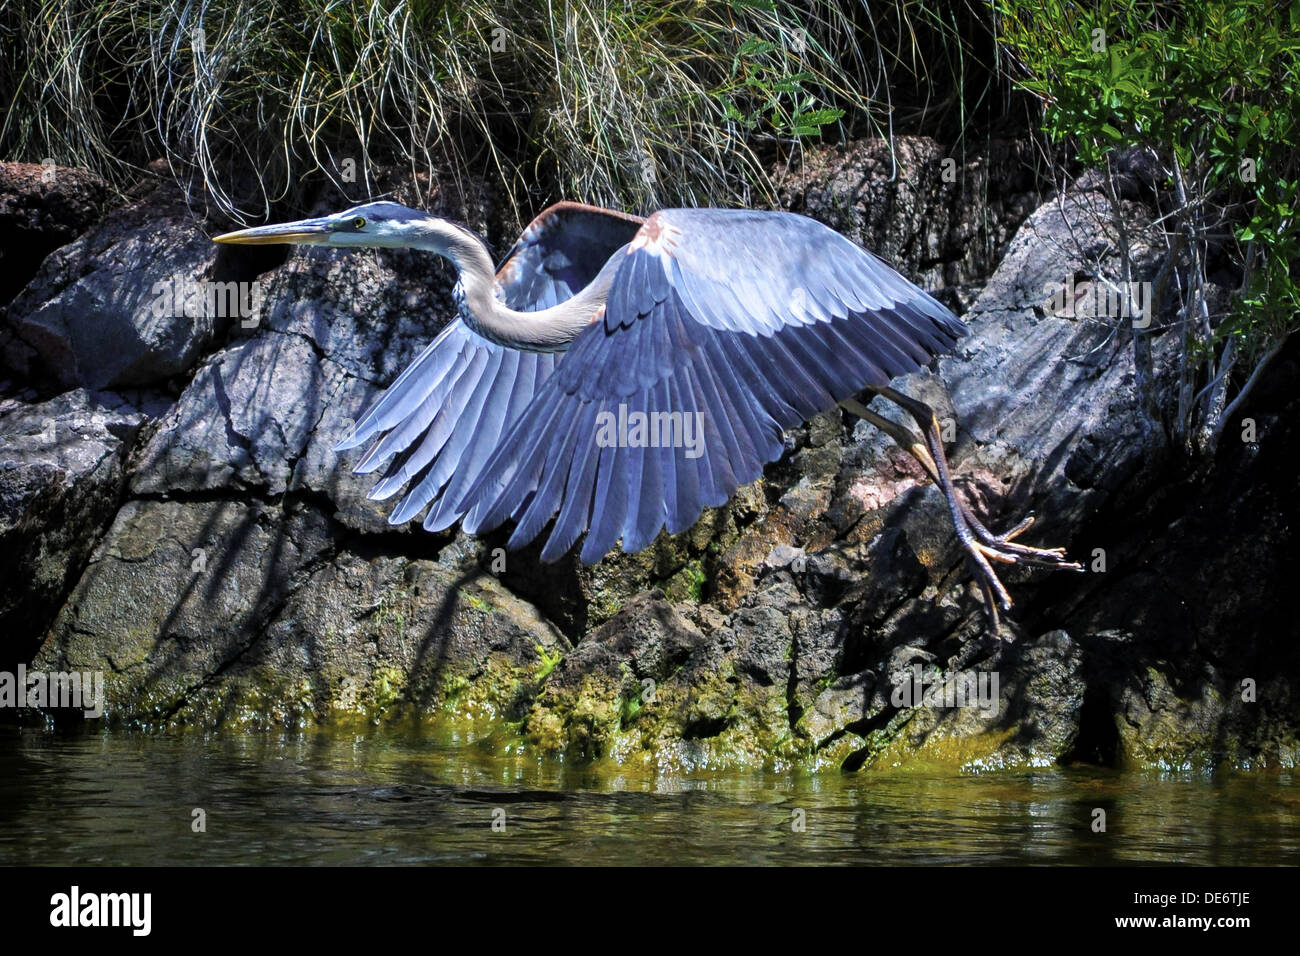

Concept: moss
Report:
left=534, top=643, right=562, bottom=682
left=564, top=693, right=622, bottom=760
left=372, top=589, right=411, bottom=641
left=665, top=562, right=708, bottom=604
left=618, top=691, right=645, bottom=726
left=527, top=711, right=566, bottom=752
left=517, top=655, right=813, bottom=771
left=368, top=666, right=406, bottom=714
left=863, top=725, right=1022, bottom=772
left=457, top=588, right=493, bottom=614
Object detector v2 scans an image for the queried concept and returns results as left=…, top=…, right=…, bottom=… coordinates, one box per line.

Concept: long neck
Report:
left=416, top=220, right=618, bottom=352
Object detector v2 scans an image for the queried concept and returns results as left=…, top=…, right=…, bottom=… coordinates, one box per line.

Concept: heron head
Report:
left=213, top=201, right=453, bottom=250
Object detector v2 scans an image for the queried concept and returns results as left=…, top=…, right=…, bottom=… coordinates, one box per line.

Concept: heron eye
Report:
left=353, top=217, right=366, bottom=229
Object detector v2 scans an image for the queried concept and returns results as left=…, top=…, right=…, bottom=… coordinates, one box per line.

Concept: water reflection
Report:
left=0, top=728, right=1294, bottom=865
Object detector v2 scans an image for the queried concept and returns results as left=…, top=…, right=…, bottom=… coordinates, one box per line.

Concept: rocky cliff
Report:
left=2, top=143, right=1295, bottom=772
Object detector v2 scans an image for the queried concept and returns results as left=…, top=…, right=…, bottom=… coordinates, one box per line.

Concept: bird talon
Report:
left=960, top=510, right=1078, bottom=630
left=844, top=388, right=1079, bottom=635
left=965, top=546, right=1015, bottom=619
left=976, top=544, right=1019, bottom=565
left=998, top=514, right=1036, bottom=542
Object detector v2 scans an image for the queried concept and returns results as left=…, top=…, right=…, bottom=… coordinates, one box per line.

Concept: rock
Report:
left=854, top=630, right=1086, bottom=771
left=620, top=170, right=1192, bottom=771
left=33, top=496, right=568, bottom=730
left=34, top=498, right=334, bottom=722
left=938, top=185, right=1170, bottom=535
left=0, top=162, right=109, bottom=305
left=130, top=332, right=352, bottom=495
left=523, top=591, right=791, bottom=770
left=763, top=544, right=806, bottom=570
left=800, top=670, right=875, bottom=746
left=0, top=388, right=159, bottom=671
left=1055, top=342, right=1300, bottom=771
left=27, top=179, right=579, bottom=732
left=4, top=176, right=232, bottom=389
left=777, top=135, right=1044, bottom=292
left=130, top=236, right=470, bottom=533
left=12, top=142, right=1299, bottom=771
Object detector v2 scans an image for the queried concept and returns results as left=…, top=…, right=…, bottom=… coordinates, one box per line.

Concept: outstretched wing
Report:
left=460, top=207, right=967, bottom=562
left=334, top=203, right=644, bottom=530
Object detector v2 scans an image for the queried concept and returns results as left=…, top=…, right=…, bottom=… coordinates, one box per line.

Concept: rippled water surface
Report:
left=1, top=728, right=1295, bottom=865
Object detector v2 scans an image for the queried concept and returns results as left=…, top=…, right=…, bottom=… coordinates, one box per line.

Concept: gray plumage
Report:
left=214, top=198, right=1079, bottom=629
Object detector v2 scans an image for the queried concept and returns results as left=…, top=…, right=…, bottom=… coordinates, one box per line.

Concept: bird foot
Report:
left=965, top=510, right=1084, bottom=571
left=955, top=508, right=1084, bottom=632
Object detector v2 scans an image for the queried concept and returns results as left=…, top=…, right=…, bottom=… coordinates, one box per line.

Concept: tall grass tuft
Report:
left=0, top=0, right=1002, bottom=223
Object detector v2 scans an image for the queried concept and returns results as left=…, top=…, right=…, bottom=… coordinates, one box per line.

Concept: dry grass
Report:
left=0, top=0, right=997, bottom=222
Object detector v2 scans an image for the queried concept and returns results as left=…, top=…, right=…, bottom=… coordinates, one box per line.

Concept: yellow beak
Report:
left=213, top=218, right=333, bottom=245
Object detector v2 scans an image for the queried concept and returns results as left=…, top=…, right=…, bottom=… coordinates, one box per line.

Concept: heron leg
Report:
left=839, top=397, right=1009, bottom=628
left=839, top=399, right=1038, bottom=551
left=839, top=388, right=1083, bottom=630
left=838, top=397, right=941, bottom=483
left=868, top=387, right=1083, bottom=569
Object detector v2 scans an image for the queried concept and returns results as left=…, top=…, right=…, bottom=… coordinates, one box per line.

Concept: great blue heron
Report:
left=215, top=200, right=1081, bottom=628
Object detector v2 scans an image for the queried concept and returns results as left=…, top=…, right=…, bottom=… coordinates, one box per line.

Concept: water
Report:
left=1, top=727, right=1296, bottom=865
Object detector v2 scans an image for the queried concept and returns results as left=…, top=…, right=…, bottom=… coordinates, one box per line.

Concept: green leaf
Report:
left=793, top=107, right=844, bottom=126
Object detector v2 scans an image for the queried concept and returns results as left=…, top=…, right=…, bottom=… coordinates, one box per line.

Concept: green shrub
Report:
left=996, top=0, right=1299, bottom=452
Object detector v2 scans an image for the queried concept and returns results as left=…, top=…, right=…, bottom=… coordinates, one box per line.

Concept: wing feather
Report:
left=334, top=204, right=640, bottom=528
left=539, top=405, right=603, bottom=561
left=458, top=208, right=966, bottom=563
